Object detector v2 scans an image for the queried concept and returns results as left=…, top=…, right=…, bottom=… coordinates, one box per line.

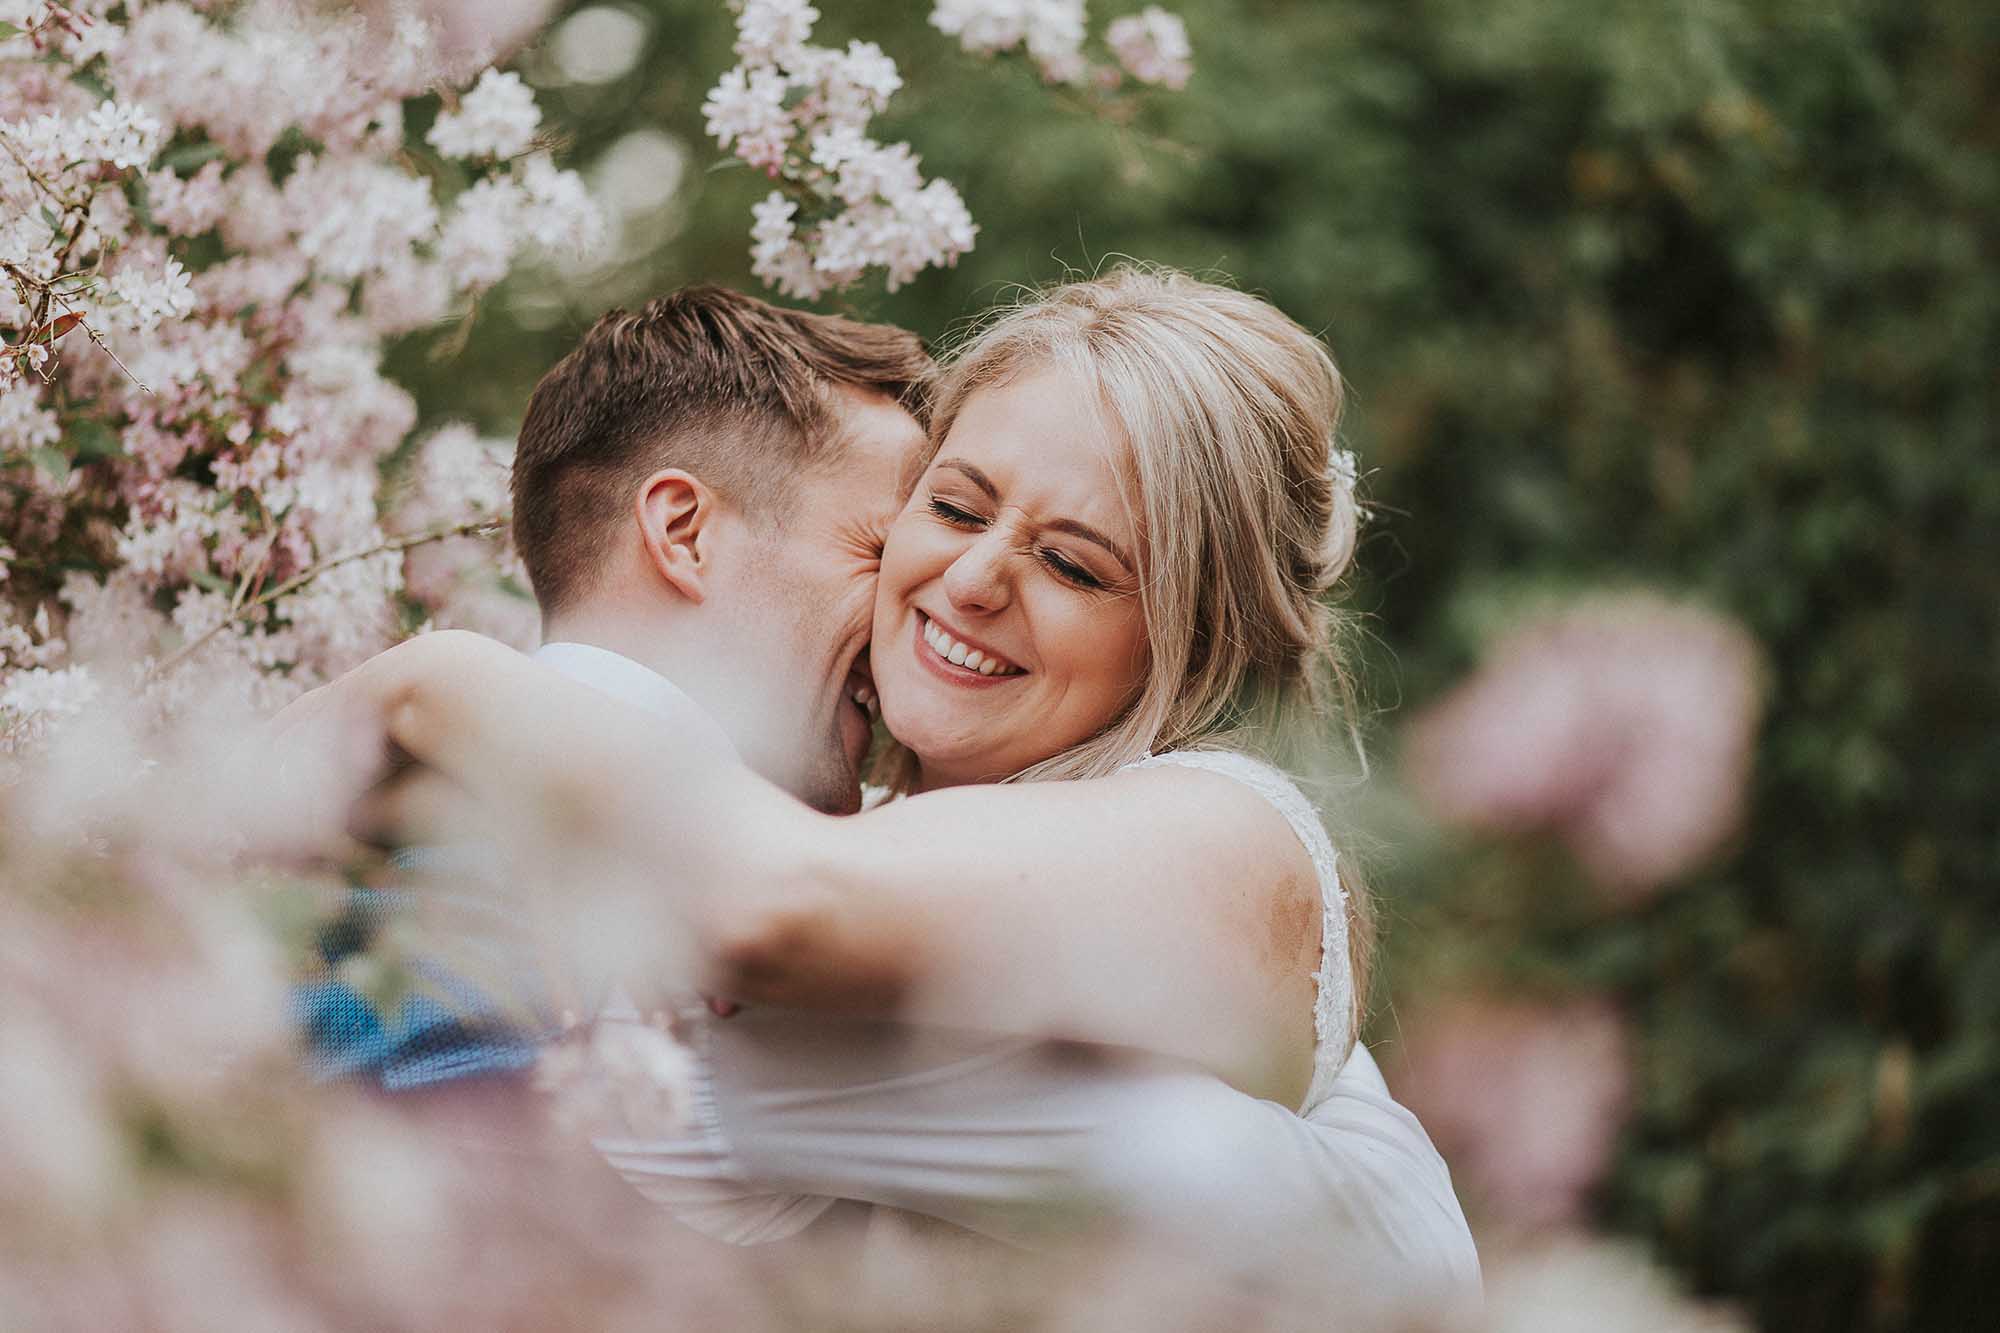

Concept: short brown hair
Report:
left=511, top=285, right=933, bottom=613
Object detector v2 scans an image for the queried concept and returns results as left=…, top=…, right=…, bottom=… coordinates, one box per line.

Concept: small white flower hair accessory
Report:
left=1328, top=447, right=1360, bottom=495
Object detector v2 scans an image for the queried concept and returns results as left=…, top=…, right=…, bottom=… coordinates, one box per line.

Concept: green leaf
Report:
left=0, top=22, right=23, bottom=40
left=39, top=205, right=60, bottom=235
left=189, top=569, right=232, bottom=594
left=68, top=68, right=111, bottom=102
left=66, top=419, right=122, bottom=460
left=158, top=142, right=226, bottom=174
left=27, top=446, right=70, bottom=485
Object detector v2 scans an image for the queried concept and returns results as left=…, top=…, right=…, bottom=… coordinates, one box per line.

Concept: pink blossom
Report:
left=1388, top=993, right=1631, bottom=1231
left=706, top=1, right=977, bottom=297
left=427, top=66, right=541, bottom=160
left=145, top=160, right=227, bottom=236
left=1107, top=7, right=1194, bottom=91
left=0, top=664, right=101, bottom=730
left=1405, top=593, right=1765, bottom=898
left=375, top=0, right=561, bottom=78
left=0, top=1, right=597, bottom=746
left=1483, top=1238, right=1752, bottom=1333
left=108, top=253, right=195, bottom=332
left=930, top=0, right=1090, bottom=85
left=393, top=422, right=513, bottom=530
left=360, top=255, right=453, bottom=335
left=0, top=382, right=61, bottom=452
left=536, top=1010, right=697, bottom=1142
left=733, top=0, right=820, bottom=66
left=515, top=151, right=606, bottom=254
left=436, top=174, right=526, bottom=290
left=0, top=1006, right=123, bottom=1232
left=282, top=155, right=440, bottom=283
left=702, top=63, right=791, bottom=156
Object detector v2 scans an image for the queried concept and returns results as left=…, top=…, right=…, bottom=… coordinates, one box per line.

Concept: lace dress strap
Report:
left=1122, top=750, right=1356, bottom=1113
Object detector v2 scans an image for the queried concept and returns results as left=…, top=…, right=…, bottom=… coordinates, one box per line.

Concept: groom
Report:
left=334, top=285, right=1478, bottom=1315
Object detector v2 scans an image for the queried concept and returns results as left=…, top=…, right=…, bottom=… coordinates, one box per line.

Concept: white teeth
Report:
left=919, top=615, right=1022, bottom=677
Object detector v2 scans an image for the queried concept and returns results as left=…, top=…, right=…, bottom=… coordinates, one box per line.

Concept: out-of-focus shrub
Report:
left=411, top=3, right=1994, bottom=1329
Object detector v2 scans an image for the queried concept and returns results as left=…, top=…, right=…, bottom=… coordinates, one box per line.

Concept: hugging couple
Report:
left=278, top=266, right=1480, bottom=1322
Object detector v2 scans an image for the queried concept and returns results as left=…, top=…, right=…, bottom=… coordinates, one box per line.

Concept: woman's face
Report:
left=872, top=367, right=1150, bottom=788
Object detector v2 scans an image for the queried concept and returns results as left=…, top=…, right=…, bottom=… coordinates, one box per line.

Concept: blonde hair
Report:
left=877, top=265, right=1375, bottom=1017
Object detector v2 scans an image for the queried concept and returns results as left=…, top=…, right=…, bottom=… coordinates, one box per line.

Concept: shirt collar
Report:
left=532, top=641, right=739, bottom=758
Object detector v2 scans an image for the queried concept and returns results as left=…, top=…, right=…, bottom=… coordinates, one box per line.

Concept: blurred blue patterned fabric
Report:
left=295, top=849, right=555, bottom=1091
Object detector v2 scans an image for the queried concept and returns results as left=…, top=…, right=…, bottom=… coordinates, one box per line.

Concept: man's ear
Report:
left=635, top=468, right=722, bottom=603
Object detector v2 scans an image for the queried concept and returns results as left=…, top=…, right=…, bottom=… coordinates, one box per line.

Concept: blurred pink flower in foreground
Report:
left=360, top=0, right=561, bottom=74
left=1482, top=1237, right=1750, bottom=1333
left=1405, top=594, right=1764, bottom=899
left=1388, top=994, right=1629, bottom=1232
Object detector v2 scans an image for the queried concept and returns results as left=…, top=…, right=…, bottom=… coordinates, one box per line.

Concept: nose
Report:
left=940, top=529, right=1014, bottom=616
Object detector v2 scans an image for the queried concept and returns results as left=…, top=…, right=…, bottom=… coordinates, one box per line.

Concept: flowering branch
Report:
left=701, top=2, right=1195, bottom=303
left=703, top=1, right=977, bottom=300
left=0, top=2, right=602, bottom=742
left=149, top=516, right=508, bottom=681
left=930, top=2, right=1195, bottom=95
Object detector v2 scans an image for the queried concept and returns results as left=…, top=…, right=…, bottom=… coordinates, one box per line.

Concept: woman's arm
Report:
left=293, top=631, right=1323, bottom=1105
left=732, top=772, right=1321, bottom=1106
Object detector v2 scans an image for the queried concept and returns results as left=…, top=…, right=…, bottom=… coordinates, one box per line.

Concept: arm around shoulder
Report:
left=710, top=764, right=1325, bottom=1105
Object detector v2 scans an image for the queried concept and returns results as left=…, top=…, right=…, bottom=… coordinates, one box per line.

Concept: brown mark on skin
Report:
left=1267, top=871, right=1322, bottom=983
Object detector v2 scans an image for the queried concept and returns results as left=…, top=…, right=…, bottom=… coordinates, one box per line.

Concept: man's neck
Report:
left=542, top=608, right=689, bottom=691
left=539, top=606, right=732, bottom=714
left=545, top=598, right=842, bottom=812
left=539, top=603, right=777, bottom=769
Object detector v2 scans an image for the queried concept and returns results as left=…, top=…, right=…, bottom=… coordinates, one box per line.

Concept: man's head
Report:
left=512, top=285, right=933, bottom=813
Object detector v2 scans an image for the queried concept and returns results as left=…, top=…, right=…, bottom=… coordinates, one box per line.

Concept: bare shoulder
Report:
left=1104, top=762, right=1324, bottom=970
left=1104, top=761, right=1322, bottom=1100
left=1101, top=759, right=1318, bottom=865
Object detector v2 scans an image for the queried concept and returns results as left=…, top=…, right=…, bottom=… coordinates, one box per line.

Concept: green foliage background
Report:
left=394, top=3, right=1999, bottom=1328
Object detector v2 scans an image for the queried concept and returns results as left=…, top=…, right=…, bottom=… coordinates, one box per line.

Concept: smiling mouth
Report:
left=919, top=612, right=1025, bottom=677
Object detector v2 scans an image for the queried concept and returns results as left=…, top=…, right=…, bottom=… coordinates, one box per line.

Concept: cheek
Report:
left=878, top=519, right=953, bottom=598
left=872, top=524, right=926, bottom=635
left=1043, top=599, right=1149, bottom=701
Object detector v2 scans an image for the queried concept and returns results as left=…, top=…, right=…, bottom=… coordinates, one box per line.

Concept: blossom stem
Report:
left=149, top=516, right=507, bottom=678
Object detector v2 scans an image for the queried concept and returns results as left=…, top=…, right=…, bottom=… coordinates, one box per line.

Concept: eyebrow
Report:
left=934, top=457, right=1136, bottom=573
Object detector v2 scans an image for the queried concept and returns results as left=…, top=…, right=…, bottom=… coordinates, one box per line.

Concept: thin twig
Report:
left=149, top=516, right=506, bottom=678
left=0, top=128, right=86, bottom=213
left=77, top=315, right=150, bottom=393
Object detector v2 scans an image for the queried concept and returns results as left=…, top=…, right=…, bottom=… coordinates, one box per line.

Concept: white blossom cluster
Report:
left=0, top=0, right=602, bottom=748
left=931, top=0, right=1089, bottom=84
left=701, top=0, right=977, bottom=299
left=930, top=0, right=1195, bottom=91
left=1105, top=5, right=1194, bottom=91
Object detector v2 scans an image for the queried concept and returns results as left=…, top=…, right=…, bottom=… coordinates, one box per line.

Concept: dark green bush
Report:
left=402, top=5, right=1999, bottom=1327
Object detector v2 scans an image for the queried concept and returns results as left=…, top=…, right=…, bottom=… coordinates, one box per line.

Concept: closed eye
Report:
left=928, top=497, right=985, bottom=527
left=1040, top=548, right=1104, bottom=590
